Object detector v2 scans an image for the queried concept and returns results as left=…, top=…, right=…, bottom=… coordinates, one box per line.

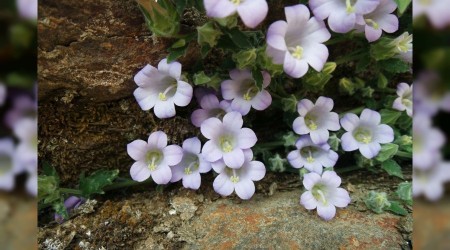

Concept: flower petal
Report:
left=319, top=150, right=339, bottom=168
left=293, top=117, right=310, bottom=135
left=310, top=129, right=329, bottom=144
left=287, top=150, right=305, bottom=169
left=174, top=81, right=193, bottom=107
left=283, top=53, right=309, bottom=78
left=223, top=111, right=244, bottom=131
left=266, top=21, right=288, bottom=51
left=238, top=128, right=257, bottom=149
left=340, top=113, right=360, bottom=131
left=285, top=4, right=310, bottom=26
left=148, top=131, right=168, bottom=149
left=365, top=25, right=383, bottom=42
left=198, top=157, right=212, bottom=173
left=154, top=100, right=176, bottom=119
left=235, top=179, right=256, bottom=200
left=300, top=191, right=318, bottom=210
left=247, top=161, right=266, bottom=181
left=211, top=159, right=226, bottom=173
left=251, top=90, right=272, bottom=111
left=158, top=58, right=182, bottom=79
left=213, top=173, right=234, bottom=196
left=341, top=132, right=359, bottom=151
left=360, top=109, right=381, bottom=125
left=330, top=188, right=351, bottom=207
left=221, top=79, right=238, bottom=100
left=127, top=140, right=148, bottom=161
left=237, top=0, right=268, bottom=28
left=130, top=161, right=151, bottom=182
left=322, top=171, right=341, bottom=188
left=164, top=145, right=183, bottom=166
left=202, top=140, right=223, bottom=162
left=231, top=98, right=252, bottom=116
left=317, top=203, right=336, bottom=221
left=378, top=14, right=399, bottom=33
left=303, top=172, right=321, bottom=190
left=374, top=124, right=394, bottom=144
left=200, top=94, right=220, bottom=109
left=182, top=137, right=202, bottom=155
left=328, top=10, right=355, bottom=33
left=152, top=164, right=172, bottom=185
left=297, top=99, right=315, bottom=116
left=170, top=165, right=184, bottom=183
left=182, top=173, right=201, bottom=190
left=191, top=109, right=210, bottom=127
left=200, top=117, right=222, bottom=139
left=223, top=148, right=245, bottom=169
left=133, top=87, right=157, bottom=111
left=359, top=142, right=381, bottom=159
left=266, top=45, right=286, bottom=65
left=315, top=96, right=334, bottom=112
left=302, top=43, right=329, bottom=72
left=204, top=0, right=237, bottom=18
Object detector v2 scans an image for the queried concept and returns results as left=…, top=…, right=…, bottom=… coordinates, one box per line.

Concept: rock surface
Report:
left=38, top=172, right=411, bottom=249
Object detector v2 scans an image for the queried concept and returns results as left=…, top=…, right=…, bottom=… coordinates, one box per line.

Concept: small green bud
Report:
left=283, top=131, right=298, bottom=147
left=399, top=135, right=412, bottom=146
left=197, top=22, right=222, bottom=48
left=281, top=94, right=298, bottom=112
left=137, top=0, right=180, bottom=37
left=322, top=62, right=337, bottom=74
left=269, top=154, right=287, bottom=173
left=370, top=33, right=412, bottom=61
left=299, top=168, right=309, bottom=178
left=377, top=73, right=388, bottom=88
left=303, top=71, right=332, bottom=92
left=233, top=49, right=257, bottom=69
left=356, top=154, right=375, bottom=168
left=10, top=23, right=33, bottom=48
left=339, top=78, right=355, bottom=95
left=361, top=86, right=374, bottom=98
left=365, top=191, right=391, bottom=214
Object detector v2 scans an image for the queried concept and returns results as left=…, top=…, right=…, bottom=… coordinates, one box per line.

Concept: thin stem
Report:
left=59, top=188, right=83, bottom=195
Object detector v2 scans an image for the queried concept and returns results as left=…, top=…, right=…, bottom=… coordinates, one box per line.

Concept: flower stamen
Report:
left=365, top=19, right=379, bottom=29
left=220, top=137, right=233, bottom=153
left=158, top=84, right=177, bottom=101
left=230, top=0, right=241, bottom=5
left=307, top=150, right=315, bottom=163
left=291, top=46, right=304, bottom=59
left=346, top=0, right=355, bottom=13
left=230, top=169, right=240, bottom=183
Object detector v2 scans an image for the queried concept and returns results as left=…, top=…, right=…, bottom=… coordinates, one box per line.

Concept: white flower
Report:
left=0, top=138, right=19, bottom=191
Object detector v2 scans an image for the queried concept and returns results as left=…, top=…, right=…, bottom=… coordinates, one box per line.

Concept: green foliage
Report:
left=376, top=143, right=399, bottom=162
left=393, top=0, right=411, bottom=15
left=38, top=164, right=61, bottom=204
left=137, top=0, right=180, bottom=37
left=328, top=134, right=340, bottom=152
left=396, top=182, right=412, bottom=206
left=386, top=201, right=408, bottom=216
left=197, top=22, right=222, bottom=48
left=381, top=159, right=404, bottom=179
left=269, top=154, right=287, bottom=173
left=281, top=95, right=298, bottom=113
left=222, top=28, right=252, bottom=49
left=377, top=73, right=388, bottom=88
left=252, top=69, right=264, bottom=91
left=365, top=191, right=391, bottom=214
left=339, top=77, right=364, bottom=95
left=282, top=131, right=297, bottom=147
left=378, top=58, right=410, bottom=73
left=380, top=109, right=402, bottom=125
left=79, top=170, right=120, bottom=197
left=233, top=49, right=257, bottom=69
left=193, top=71, right=222, bottom=89
left=215, top=15, right=238, bottom=28
left=370, top=37, right=398, bottom=61
left=255, top=47, right=284, bottom=76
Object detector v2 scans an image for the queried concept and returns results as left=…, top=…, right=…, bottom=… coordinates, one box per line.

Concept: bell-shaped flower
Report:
left=221, top=69, right=272, bottom=115
left=170, top=137, right=212, bottom=190
left=413, top=0, right=450, bottom=29
left=310, top=0, right=380, bottom=33
left=133, top=58, right=193, bottom=119
left=4, top=94, right=37, bottom=128
left=392, top=82, right=412, bottom=117
left=212, top=149, right=266, bottom=200
left=413, top=113, right=445, bottom=170
left=191, top=94, right=232, bottom=127
left=287, top=135, right=338, bottom=174
left=127, top=131, right=183, bottom=184
left=204, top=0, right=268, bottom=28
left=340, top=109, right=394, bottom=159
left=413, top=161, right=450, bottom=201
left=201, top=111, right=257, bottom=168
left=17, top=0, right=38, bottom=20
left=54, top=196, right=86, bottom=223
left=414, top=71, right=450, bottom=116
left=13, top=118, right=37, bottom=174
left=392, top=32, right=412, bottom=64
left=356, top=0, right=398, bottom=42
left=0, top=138, right=19, bottom=191
left=292, top=96, right=340, bottom=144
left=300, top=171, right=351, bottom=221
left=266, top=4, right=331, bottom=78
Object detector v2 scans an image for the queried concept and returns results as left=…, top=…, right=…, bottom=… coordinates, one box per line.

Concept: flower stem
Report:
left=59, top=188, right=83, bottom=195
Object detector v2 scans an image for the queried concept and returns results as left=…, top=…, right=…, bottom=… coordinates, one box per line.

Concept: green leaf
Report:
left=167, top=46, right=188, bottom=63
left=197, top=22, right=222, bottom=48
left=394, top=0, right=411, bottom=15
left=381, top=159, right=404, bottom=179
left=377, top=73, right=388, bottom=88
left=378, top=58, right=410, bottom=73
left=252, top=69, right=264, bottom=91
left=223, top=28, right=252, bottom=49
left=396, top=182, right=413, bottom=206
left=171, top=39, right=186, bottom=48
left=365, top=191, right=391, bottom=214
left=386, top=201, right=408, bottom=216
left=380, top=109, right=402, bottom=125
left=200, top=44, right=211, bottom=58
left=376, top=143, right=399, bottom=162
left=38, top=175, right=61, bottom=204
left=193, top=71, right=211, bottom=85
left=79, top=170, right=120, bottom=197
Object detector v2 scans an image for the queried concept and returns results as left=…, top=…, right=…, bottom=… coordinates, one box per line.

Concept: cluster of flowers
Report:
left=127, top=1, right=411, bottom=220
left=129, top=59, right=267, bottom=200
left=0, top=83, right=37, bottom=196
left=412, top=72, right=450, bottom=201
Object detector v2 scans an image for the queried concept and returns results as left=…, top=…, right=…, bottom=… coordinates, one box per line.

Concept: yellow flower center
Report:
left=365, top=19, right=379, bottom=29
left=231, top=0, right=241, bottom=5
left=354, top=128, right=372, bottom=144
left=184, top=161, right=199, bottom=175
left=305, top=115, right=318, bottom=131
left=220, top=137, right=233, bottom=153
left=292, top=46, right=304, bottom=59
left=146, top=151, right=162, bottom=171
left=158, top=84, right=177, bottom=101
left=346, top=0, right=355, bottom=13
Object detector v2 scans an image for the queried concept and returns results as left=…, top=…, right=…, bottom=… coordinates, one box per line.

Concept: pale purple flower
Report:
left=127, top=131, right=183, bottom=184
left=310, top=0, right=380, bottom=33
left=413, top=161, right=450, bottom=201
left=0, top=83, right=6, bottom=106
left=340, top=109, right=394, bottom=159
left=292, top=96, right=340, bottom=144
left=170, top=137, right=212, bottom=190
left=212, top=149, right=266, bottom=200
left=134, top=58, right=193, bottom=119
left=13, top=118, right=37, bottom=174
left=4, top=94, right=37, bottom=128
left=54, top=196, right=86, bottom=223
left=191, top=94, right=232, bottom=127
left=355, top=0, right=398, bottom=42
left=392, top=82, right=413, bottom=117
left=413, top=113, right=445, bottom=170
left=300, top=171, right=351, bottom=221
left=221, top=69, right=272, bottom=115
left=413, top=0, right=450, bottom=29
left=194, top=87, right=216, bottom=103
left=201, top=111, right=257, bottom=168
left=0, top=138, right=18, bottom=191
left=17, top=0, right=38, bottom=20
left=266, top=4, right=331, bottom=78
left=204, top=0, right=268, bottom=28
left=287, top=135, right=339, bottom=174
left=414, top=71, right=450, bottom=116
left=26, top=172, right=37, bottom=196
